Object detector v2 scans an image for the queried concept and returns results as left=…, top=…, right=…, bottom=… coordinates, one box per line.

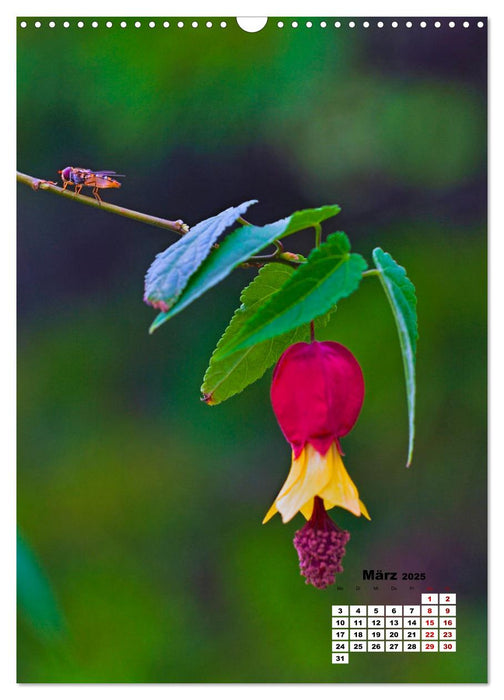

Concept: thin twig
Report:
left=245, top=255, right=302, bottom=269
left=16, top=170, right=190, bottom=236
left=17, top=170, right=305, bottom=269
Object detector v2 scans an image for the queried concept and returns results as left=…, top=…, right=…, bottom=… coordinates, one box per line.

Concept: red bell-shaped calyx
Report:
left=270, top=341, right=364, bottom=458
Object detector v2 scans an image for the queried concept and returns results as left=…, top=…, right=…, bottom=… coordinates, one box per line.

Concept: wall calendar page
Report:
left=17, top=14, right=487, bottom=684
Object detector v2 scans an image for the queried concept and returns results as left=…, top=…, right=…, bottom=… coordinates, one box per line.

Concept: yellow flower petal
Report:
left=276, top=444, right=331, bottom=523
left=262, top=501, right=278, bottom=524
left=262, top=450, right=307, bottom=523
left=273, top=451, right=306, bottom=501
left=318, top=443, right=369, bottom=518
left=358, top=499, right=371, bottom=520
left=300, top=499, right=315, bottom=519
left=263, top=442, right=370, bottom=524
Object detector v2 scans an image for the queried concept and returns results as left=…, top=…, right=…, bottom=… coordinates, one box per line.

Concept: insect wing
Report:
left=92, top=170, right=125, bottom=177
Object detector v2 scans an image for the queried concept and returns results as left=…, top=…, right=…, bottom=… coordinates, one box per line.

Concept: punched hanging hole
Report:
left=237, top=17, right=268, bottom=33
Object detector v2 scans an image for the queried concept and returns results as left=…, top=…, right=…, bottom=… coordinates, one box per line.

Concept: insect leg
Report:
left=92, top=187, right=103, bottom=203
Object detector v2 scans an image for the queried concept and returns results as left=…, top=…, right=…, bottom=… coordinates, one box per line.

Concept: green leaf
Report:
left=149, top=204, right=340, bottom=332
left=144, top=199, right=257, bottom=311
left=17, top=531, right=65, bottom=642
left=282, top=204, right=341, bottom=236
left=201, top=264, right=334, bottom=405
left=214, top=232, right=367, bottom=357
left=372, top=248, right=418, bottom=467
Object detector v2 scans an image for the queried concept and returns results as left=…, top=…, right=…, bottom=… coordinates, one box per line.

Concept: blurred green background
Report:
left=17, top=17, right=487, bottom=682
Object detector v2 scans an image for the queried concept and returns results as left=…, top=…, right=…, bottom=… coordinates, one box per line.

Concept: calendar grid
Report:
left=331, top=593, right=456, bottom=663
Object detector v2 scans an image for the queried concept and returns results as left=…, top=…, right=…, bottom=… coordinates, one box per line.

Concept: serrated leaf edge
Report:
left=144, top=199, right=258, bottom=311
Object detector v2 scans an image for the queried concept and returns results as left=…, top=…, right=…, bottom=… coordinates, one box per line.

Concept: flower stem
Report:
left=314, top=223, right=322, bottom=248
left=362, top=269, right=381, bottom=278
left=310, top=320, right=316, bottom=341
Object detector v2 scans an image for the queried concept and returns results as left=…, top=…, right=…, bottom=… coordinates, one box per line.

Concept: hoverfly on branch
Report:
left=58, top=166, right=125, bottom=203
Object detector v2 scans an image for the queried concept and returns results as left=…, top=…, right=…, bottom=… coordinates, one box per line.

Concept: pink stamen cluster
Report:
left=293, top=497, right=350, bottom=589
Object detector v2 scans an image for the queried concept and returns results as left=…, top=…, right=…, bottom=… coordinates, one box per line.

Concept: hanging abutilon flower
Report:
left=263, top=340, right=370, bottom=589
